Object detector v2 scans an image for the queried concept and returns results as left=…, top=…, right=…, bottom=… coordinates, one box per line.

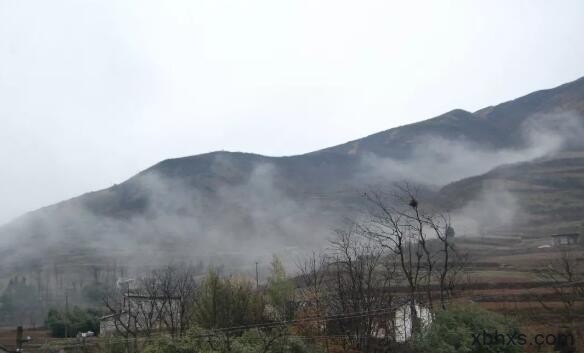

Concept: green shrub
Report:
left=416, top=305, right=522, bottom=353
left=46, top=307, right=100, bottom=338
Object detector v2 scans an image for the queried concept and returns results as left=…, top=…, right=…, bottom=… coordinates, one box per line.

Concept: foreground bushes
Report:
left=416, top=305, right=522, bottom=353
left=143, top=326, right=313, bottom=353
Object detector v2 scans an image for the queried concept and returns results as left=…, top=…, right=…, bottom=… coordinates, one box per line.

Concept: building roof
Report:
left=99, top=312, right=127, bottom=320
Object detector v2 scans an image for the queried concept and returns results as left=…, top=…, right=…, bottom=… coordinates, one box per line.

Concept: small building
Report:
left=551, top=233, right=581, bottom=246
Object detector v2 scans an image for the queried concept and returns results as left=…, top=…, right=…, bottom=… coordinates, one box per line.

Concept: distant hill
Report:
left=439, top=150, right=584, bottom=236
left=1, top=76, right=584, bottom=273
left=314, top=76, right=584, bottom=157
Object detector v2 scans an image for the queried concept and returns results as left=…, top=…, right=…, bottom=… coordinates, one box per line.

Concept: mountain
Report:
left=1, top=76, right=584, bottom=272
left=314, top=75, right=584, bottom=157
left=440, top=150, right=584, bottom=236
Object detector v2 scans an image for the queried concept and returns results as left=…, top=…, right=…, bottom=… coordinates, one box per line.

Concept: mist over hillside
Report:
left=1, top=76, right=584, bottom=277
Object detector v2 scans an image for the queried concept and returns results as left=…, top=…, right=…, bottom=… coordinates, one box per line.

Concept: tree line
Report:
left=97, top=185, right=472, bottom=353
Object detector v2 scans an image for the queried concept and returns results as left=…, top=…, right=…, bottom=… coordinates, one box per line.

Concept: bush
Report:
left=415, top=305, right=522, bottom=353
left=46, top=307, right=100, bottom=338
left=143, top=327, right=314, bottom=353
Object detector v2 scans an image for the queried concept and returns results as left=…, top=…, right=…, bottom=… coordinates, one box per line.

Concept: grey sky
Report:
left=1, top=0, right=583, bottom=225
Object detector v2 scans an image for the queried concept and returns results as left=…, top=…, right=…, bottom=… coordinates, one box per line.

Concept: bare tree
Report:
left=362, top=189, right=425, bottom=338
left=150, top=265, right=198, bottom=336
left=102, top=283, right=141, bottom=353
left=361, top=183, right=467, bottom=338
left=425, top=213, right=462, bottom=310
left=102, top=264, right=198, bottom=341
left=535, top=250, right=584, bottom=339
left=297, top=251, right=328, bottom=311
left=325, top=225, right=396, bottom=353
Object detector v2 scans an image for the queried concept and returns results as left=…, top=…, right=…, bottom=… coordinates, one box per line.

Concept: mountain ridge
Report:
left=1, top=75, right=584, bottom=270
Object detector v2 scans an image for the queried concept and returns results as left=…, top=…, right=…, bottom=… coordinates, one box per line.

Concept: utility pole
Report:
left=15, top=326, right=31, bottom=352
left=255, top=262, right=259, bottom=289
left=65, top=289, right=69, bottom=338
left=0, top=328, right=30, bottom=353
left=15, top=327, right=22, bottom=352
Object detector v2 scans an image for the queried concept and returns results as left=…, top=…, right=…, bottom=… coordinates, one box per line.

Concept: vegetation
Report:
left=416, top=305, right=522, bottom=353
left=194, top=269, right=264, bottom=329
left=265, top=255, right=295, bottom=319
left=0, top=276, right=44, bottom=327
left=46, top=307, right=100, bottom=338
left=17, top=184, right=581, bottom=353
left=69, top=185, right=472, bottom=353
left=143, top=327, right=312, bottom=353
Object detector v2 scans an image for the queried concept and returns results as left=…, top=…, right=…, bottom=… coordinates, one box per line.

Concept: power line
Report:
left=37, top=305, right=406, bottom=347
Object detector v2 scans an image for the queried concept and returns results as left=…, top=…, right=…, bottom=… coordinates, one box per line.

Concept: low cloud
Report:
left=358, top=112, right=584, bottom=187
left=1, top=112, right=582, bottom=275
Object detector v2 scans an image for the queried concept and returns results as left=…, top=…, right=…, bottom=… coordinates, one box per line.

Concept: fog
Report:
left=2, top=0, right=584, bottom=331
left=0, top=110, right=582, bottom=329
left=2, top=112, right=582, bottom=277
left=2, top=1, right=584, bottom=225
left=0, top=161, right=334, bottom=274
left=359, top=112, right=584, bottom=187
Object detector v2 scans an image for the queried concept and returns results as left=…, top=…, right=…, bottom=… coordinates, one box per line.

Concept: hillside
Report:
left=440, top=150, right=584, bottom=236
left=1, top=76, right=584, bottom=272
